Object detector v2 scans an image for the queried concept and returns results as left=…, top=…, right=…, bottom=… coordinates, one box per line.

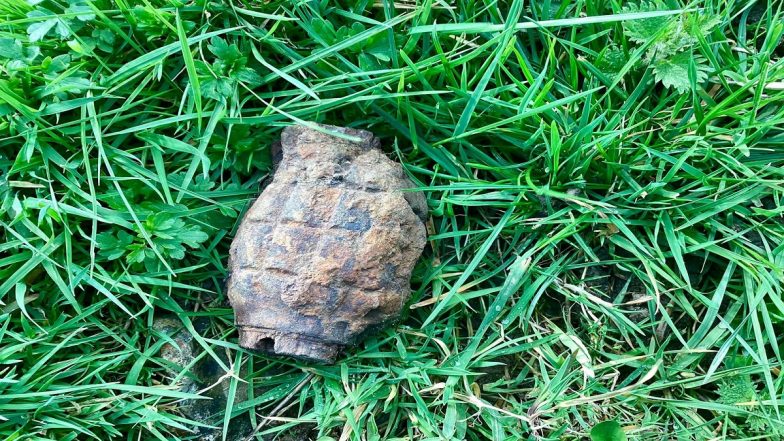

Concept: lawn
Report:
left=1, top=0, right=784, bottom=439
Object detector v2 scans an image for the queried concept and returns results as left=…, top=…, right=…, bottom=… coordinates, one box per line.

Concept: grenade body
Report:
left=227, top=125, right=427, bottom=362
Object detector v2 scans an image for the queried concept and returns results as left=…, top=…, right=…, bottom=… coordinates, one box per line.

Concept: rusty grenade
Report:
left=227, top=124, right=427, bottom=362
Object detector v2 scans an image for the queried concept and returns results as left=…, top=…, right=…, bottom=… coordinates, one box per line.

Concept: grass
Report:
left=1, top=0, right=784, bottom=439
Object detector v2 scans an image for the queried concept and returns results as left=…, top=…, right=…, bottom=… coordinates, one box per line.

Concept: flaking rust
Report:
left=227, top=124, right=427, bottom=363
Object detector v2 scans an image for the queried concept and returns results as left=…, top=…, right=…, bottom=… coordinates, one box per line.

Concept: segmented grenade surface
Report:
left=227, top=124, right=427, bottom=362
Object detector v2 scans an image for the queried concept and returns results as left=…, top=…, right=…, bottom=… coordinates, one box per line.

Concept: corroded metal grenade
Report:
left=227, top=124, right=427, bottom=363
